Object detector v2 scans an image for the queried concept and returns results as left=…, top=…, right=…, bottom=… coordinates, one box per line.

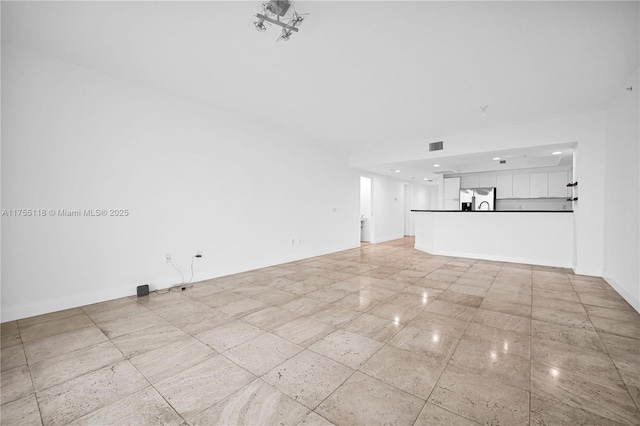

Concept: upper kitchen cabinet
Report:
left=530, top=173, right=549, bottom=198
left=457, top=169, right=571, bottom=200
left=478, top=175, right=497, bottom=188
left=512, top=174, right=530, bottom=198
left=548, top=171, right=570, bottom=198
left=496, top=174, right=513, bottom=199
left=461, top=176, right=479, bottom=189
left=444, top=177, right=461, bottom=199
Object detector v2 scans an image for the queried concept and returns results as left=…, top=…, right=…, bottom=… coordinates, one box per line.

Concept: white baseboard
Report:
left=413, top=245, right=571, bottom=268
left=414, top=243, right=433, bottom=254
left=1, top=285, right=136, bottom=323
left=1, top=241, right=361, bottom=323
left=603, top=274, right=640, bottom=313
left=573, top=267, right=604, bottom=278
left=372, top=234, right=405, bottom=244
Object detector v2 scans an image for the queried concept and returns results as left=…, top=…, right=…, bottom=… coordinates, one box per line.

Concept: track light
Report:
left=252, top=0, right=308, bottom=42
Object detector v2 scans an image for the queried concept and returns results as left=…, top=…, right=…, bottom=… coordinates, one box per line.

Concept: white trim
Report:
left=1, top=242, right=360, bottom=322
left=573, top=267, right=604, bottom=278
left=414, top=245, right=572, bottom=268
left=1, top=285, right=136, bottom=323
left=603, top=274, right=640, bottom=313
left=372, top=234, right=405, bottom=244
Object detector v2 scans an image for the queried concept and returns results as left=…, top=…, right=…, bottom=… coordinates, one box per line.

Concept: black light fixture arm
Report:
left=255, top=13, right=299, bottom=32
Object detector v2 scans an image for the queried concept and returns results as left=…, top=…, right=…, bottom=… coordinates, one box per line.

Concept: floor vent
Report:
left=429, top=141, right=444, bottom=152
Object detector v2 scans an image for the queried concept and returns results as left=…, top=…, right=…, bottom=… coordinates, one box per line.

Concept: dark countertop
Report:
left=411, top=210, right=573, bottom=213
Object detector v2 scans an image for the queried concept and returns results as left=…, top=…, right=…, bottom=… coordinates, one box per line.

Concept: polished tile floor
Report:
left=2, top=238, right=639, bottom=425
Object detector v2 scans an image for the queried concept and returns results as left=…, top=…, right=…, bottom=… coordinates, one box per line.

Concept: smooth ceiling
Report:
left=2, top=1, right=638, bottom=153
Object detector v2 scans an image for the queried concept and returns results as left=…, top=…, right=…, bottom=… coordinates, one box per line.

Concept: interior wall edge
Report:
left=603, top=273, right=640, bottom=314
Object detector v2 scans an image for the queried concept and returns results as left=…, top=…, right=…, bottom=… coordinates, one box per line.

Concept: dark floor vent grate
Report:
left=429, top=141, right=444, bottom=152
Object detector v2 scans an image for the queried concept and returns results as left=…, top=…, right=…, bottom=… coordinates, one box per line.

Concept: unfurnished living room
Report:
left=1, top=1, right=639, bottom=425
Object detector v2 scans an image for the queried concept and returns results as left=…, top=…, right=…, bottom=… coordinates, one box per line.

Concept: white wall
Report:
left=403, top=184, right=413, bottom=236
left=403, top=183, right=432, bottom=236
left=1, top=46, right=360, bottom=321
left=603, top=68, right=639, bottom=311
left=360, top=177, right=372, bottom=217
left=369, top=173, right=405, bottom=243
left=412, top=184, right=431, bottom=210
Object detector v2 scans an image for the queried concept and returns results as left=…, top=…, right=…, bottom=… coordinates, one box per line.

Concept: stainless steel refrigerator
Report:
left=460, top=187, right=496, bottom=211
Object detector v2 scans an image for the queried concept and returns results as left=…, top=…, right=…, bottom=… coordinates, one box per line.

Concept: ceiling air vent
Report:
left=429, top=141, right=444, bottom=152
left=500, top=160, right=506, bottom=164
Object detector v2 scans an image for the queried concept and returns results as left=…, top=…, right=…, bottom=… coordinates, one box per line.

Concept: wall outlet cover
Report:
left=137, top=285, right=150, bottom=297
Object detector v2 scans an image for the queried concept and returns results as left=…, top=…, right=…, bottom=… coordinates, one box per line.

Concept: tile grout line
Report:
left=416, top=261, right=521, bottom=426
left=11, top=322, right=46, bottom=426
left=569, top=278, right=640, bottom=416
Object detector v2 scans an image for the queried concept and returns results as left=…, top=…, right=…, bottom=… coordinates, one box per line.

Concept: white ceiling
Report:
left=363, top=143, right=576, bottom=184
left=2, top=1, right=638, bottom=176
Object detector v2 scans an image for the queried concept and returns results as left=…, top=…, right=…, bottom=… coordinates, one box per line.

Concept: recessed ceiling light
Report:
left=492, top=157, right=501, bottom=161
left=552, top=151, right=562, bottom=155
left=423, top=178, right=429, bottom=181
left=394, top=169, right=400, bottom=173
left=433, top=164, right=440, bottom=168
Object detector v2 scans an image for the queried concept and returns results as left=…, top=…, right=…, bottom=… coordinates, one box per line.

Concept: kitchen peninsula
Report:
left=411, top=210, right=574, bottom=268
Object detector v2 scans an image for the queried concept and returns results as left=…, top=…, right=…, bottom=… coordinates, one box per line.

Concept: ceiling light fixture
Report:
left=552, top=151, right=562, bottom=155
left=492, top=157, right=501, bottom=161
left=480, top=105, right=489, bottom=116
left=394, top=170, right=401, bottom=173
left=253, top=0, right=307, bottom=42
left=433, top=164, right=440, bottom=168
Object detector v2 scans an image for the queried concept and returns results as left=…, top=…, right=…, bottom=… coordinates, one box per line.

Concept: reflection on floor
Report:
left=2, top=237, right=639, bottom=425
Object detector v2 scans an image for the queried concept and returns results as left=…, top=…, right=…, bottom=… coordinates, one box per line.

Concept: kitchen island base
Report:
left=412, top=211, right=574, bottom=268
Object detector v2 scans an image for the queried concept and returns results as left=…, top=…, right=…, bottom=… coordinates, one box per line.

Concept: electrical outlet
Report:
left=165, top=253, right=171, bottom=263
left=291, top=238, right=295, bottom=245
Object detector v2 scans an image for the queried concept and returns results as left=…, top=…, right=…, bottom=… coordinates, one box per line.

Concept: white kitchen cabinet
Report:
left=496, top=174, right=513, bottom=199
left=548, top=171, right=569, bottom=198
left=512, top=174, right=530, bottom=198
left=530, top=173, right=549, bottom=198
left=444, top=177, right=461, bottom=199
left=461, top=176, right=479, bottom=189
left=443, top=177, right=460, bottom=210
left=478, top=175, right=497, bottom=188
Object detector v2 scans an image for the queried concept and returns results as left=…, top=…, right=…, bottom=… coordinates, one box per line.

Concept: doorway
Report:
left=360, top=177, right=372, bottom=242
